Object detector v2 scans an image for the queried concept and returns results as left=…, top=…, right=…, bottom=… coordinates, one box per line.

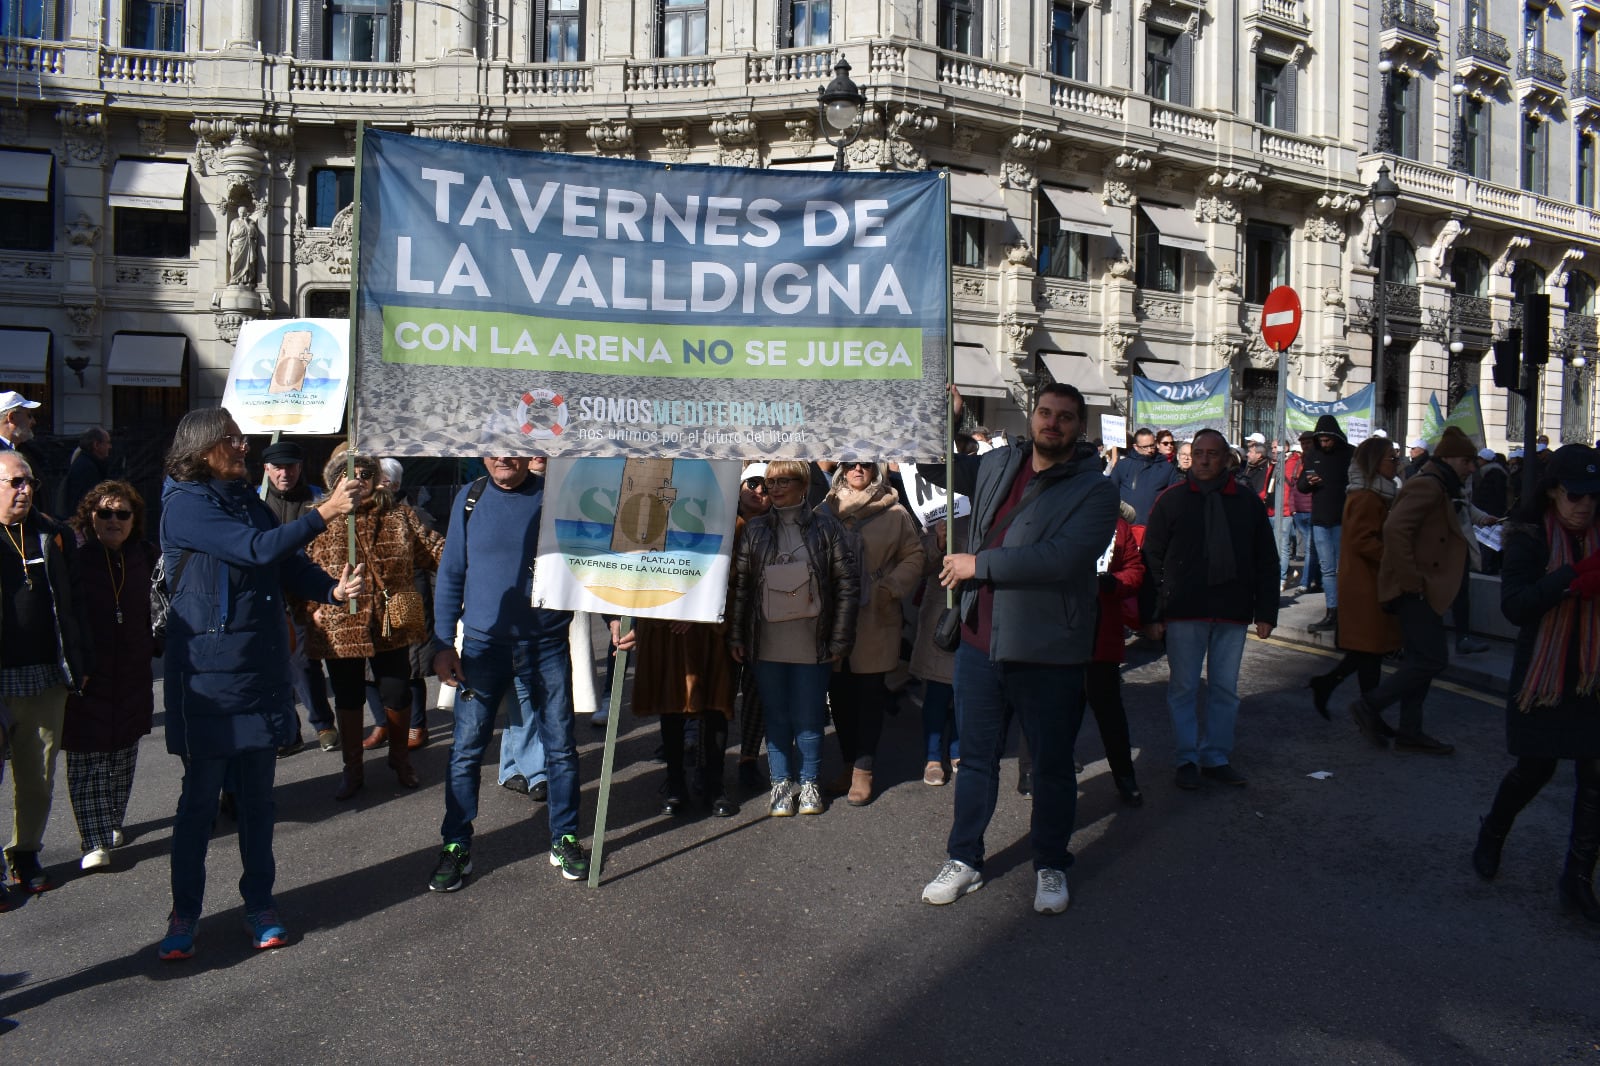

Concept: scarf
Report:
left=1516, top=512, right=1600, bottom=712
left=1346, top=463, right=1399, bottom=502
left=1191, top=475, right=1238, bottom=586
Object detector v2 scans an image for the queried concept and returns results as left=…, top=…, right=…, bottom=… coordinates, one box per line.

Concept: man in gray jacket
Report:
left=916, top=383, right=1117, bottom=915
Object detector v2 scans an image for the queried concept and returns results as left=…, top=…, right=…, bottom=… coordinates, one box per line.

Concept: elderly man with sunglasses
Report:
left=0, top=449, right=91, bottom=894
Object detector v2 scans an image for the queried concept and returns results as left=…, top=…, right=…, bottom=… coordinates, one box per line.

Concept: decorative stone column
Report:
left=56, top=106, right=106, bottom=382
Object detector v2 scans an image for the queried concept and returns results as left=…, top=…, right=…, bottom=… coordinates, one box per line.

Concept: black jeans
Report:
left=829, top=666, right=889, bottom=771
left=1364, top=595, right=1449, bottom=735
left=1084, top=661, right=1136, bottom=780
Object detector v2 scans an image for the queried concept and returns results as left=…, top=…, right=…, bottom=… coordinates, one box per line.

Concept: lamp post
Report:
left=1374, top=58, right=1395, bottom=153
left=1450, top=81, right=1468, bottom=171
left=817, top=59, right=867, bottom=172
left=1370, top=163, right=1400, bottom=433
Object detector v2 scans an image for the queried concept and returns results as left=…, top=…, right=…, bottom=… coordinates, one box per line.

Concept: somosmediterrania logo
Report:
left=517, top=388, right=569, bottom=438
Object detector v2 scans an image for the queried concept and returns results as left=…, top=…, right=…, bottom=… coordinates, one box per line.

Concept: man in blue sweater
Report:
left=428, top=455, right=584, bottom=892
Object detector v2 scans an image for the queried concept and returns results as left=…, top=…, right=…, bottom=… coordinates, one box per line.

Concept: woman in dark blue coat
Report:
left=156, top=409, right=365, bottom=960
left=1474, top=444, right=1600, bottom=926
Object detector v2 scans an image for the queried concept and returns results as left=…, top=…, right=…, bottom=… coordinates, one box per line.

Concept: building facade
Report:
left=0, top=0, right=1591, bottom=451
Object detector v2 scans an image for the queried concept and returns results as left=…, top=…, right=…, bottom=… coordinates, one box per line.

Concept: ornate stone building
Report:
left=0, top=0, right=1589, bottom=448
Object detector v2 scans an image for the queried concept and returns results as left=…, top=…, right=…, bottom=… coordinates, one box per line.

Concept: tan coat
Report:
left=301, top=504, right=445, bottom=659
left=1335, top=487, right=1402, bottom=654
left=824, top=483, right=925, bottom=674
left=1376, top=466, right=1470, bottom=615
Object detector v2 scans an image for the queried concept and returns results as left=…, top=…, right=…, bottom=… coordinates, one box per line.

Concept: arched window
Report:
left=1512, top=260, right=1545, bottom=303
left=1384, top=233, right=1416, bottom=285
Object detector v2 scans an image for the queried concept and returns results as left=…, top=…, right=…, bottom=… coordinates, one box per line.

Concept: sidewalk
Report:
left=1270, top=585, right=1514, bottom=698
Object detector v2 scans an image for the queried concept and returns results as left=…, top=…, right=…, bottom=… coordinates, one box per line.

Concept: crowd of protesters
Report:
left=3, top=385, right=1600, bottom=952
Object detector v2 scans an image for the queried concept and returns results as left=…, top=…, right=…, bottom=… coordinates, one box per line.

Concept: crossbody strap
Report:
left=975, top=471, right=1057, bottom=554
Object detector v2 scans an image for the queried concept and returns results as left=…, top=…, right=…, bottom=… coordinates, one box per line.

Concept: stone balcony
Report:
left=1455, top=26, right=1511, bottom=95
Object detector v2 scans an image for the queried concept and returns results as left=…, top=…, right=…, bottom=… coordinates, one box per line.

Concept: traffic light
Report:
left=1492, top=328, right=1521, bottom=390
left=1525, top=294, right=1550, bottom=366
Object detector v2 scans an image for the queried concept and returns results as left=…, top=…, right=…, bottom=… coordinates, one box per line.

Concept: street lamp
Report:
left=1370, top=163, right=1401, bottom=433
left=1374, top=58, right=1395, bottom=153
left=1450, top=81, right=1468, bottom=171
left=817, top=59, right=867, bottom=172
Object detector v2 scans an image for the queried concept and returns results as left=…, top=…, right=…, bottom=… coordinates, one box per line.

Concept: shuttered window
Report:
left=779, top=0, right=830, bottom=47
left=535, top=0, right=584, bottom=61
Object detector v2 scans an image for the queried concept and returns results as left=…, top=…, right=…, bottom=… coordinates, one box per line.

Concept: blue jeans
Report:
left=498, top=674, right=549, bottom=786
left=1164, top=620, right=1248, bottom=768
left=1280, top=513, right=1319, bottom=587
left=948, top=643, right=1085, bottom=871
left=442, top=633, right=578, bottom=848
left=1311, top=523, right=1341, bottom=609
left=922, top=680, right=958, bottom=763
left=750, top=660, right=831, bottom=784
left=170, top=748, right=277, bottom=919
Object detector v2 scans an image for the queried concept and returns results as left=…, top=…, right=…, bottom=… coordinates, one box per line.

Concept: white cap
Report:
left=1290, top=442, right=1302, bottom=453
left=1477, top=447, right=1496, bottom=461
left=1407, top=437, right=1427, bottom=450
left=1245, top=432, right=1266, bottom=445
left=0, top=391, right=40, bottom=415
left=740, top=463, right=768, bottom=482
left=1372, top=429, right=1388, bottom=438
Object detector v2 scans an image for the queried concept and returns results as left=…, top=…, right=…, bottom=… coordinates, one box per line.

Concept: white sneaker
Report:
left=111, top=829, right=125, bottom=848
left=81, top=847, right=112, bottom=871
left=921, top=859, right=983, bottom=905
left=768, top=779, right=797, bottom=817
left=1034, top=867, right=1070, bottom=914
left=797, top=780, right=823, bottom=815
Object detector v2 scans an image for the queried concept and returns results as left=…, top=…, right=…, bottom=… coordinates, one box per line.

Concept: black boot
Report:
left=1308, top=673, right=1337, bottom=719
left=1307, top=609, right=1338, bottom=634
left=1472, top=817, right=1506, bottom=881
left=660, top=717, right=690, bottom=816
left=1559, top=766, right=1600, bottom=924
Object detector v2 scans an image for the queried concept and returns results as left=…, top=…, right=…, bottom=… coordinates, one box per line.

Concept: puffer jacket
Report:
left=300, top=502, right=444, bottom=660
left=728, top=503, right=859, bottom=664
left=160, top=477, right=339, bottom=758
left=0, top=510, right=91, bottom=689
left=822, top=471, right=925, bottom=674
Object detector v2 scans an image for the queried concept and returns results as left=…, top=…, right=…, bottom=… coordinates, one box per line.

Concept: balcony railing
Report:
left=289, top=60, right=414, bottom=94
left=1576, top=68, right=1600, bottom=102
left=1384, top=281, right=1422, bottom=318
left=1381, top=0, right=1439, bottom=37
left=1518, top=47, right=1566, bottom=85
left=506, top=64, right=592, bottom=95
left=936, top=49, right=1022, bottom=98
left=0, top=37, right=63, bottom=74
left=100, top=47, right=194, bottom=85
left=1458, top=27, right=1511, bottom=67
left=623, top=57, right=714, bottom=90
left=746, top=47, right=837, bottom=85
left=1449, top=293, right=1494, bottom=333
left=1256, top=0, right=1302, bottom=25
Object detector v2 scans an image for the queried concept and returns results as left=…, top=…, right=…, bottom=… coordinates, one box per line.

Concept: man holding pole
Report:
left=427, top=455, right=585, bottom=893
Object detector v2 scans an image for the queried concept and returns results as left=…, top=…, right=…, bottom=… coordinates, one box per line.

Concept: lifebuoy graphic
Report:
left=517, top=389, right=568, bottom=439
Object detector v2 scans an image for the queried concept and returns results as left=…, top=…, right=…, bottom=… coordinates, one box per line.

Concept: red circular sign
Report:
left=1260, top=285, right=1302, bottom=352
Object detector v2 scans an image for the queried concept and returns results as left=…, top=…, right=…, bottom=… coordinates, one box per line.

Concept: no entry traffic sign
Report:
left=1260, top=285, right=1302, bottom=352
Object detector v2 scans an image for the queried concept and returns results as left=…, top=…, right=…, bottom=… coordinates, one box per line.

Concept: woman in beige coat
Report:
left=821, top=461, right=925, bottom=805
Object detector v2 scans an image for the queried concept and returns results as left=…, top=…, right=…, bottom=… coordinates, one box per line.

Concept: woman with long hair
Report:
left=62, top=480, right=156, bottom=871
left=1472, top=444, right=1600, bottom=925
left=157, top=408, right=364, bottom=960
left=1307, top=437, right=1403, bottom=717
left=301, top=448, right=444, bottom=801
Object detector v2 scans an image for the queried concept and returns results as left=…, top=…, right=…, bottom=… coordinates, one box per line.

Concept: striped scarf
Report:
left=1517, top=513, right=1600, bottom=712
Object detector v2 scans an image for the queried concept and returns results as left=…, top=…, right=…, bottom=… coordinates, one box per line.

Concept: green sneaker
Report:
left=427, top=843, right=472, bottom=893
left=549, top=834, right=589, bottom=881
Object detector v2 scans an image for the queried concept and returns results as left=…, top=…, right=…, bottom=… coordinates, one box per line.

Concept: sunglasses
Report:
left=351, top=469, right=377, bottom=481
left=742, top=477, right=767, bottom=490
left=766, top=476, right=803, bottom=488
left=219, top=435, right=249, bottom=450
left=95, top=508, right=133, bottom=521
left=1564, top=487, right=1600, bottom=502
left=841, top=461, right=874, bottom=471
left=4, top=475, right=40, bottom=491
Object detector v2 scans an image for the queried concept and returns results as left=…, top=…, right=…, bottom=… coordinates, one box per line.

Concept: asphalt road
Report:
left=3, top=635, right=1598, bottom=1065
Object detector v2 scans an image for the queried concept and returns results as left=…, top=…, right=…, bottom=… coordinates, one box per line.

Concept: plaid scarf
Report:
left=1517, top=512, right=1600, bottom=712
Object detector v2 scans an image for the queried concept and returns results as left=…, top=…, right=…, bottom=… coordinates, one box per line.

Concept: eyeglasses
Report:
left=95, top=508, right=133, bottom=521
left=742, top=477, right=767, bottom=490
left=841, top=461, right=874, bottom=471
left=218, top=435, right=249, bottom=450
left=766, top=476, right=803, bottom=488
left=351, top=469, right=377, bottom=481
left=3, top=475, right=39, bottom=491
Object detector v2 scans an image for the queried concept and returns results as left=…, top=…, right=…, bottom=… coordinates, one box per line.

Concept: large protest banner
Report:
left=533, top=458, right=741, bottom=622
left=350, top=129, right=950, bottom=460
left=1286, top=383, right=1374, bottom=444
left=1419, top=388, right=1487, bottom=448
left=1130, top=368, right=1231, bottom=439
left=222, top=318, right=350, bottom=434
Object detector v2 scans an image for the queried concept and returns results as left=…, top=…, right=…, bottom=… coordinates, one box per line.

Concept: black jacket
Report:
left=1297, top=417, right=1355, bottom=527
left=1140, top=475, right=1280, bottom=627
left=728, top=503, right=859, bottom=664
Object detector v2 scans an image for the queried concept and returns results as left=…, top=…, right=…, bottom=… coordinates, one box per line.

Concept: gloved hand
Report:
left=1571, top=570, right=1600, bottom=600
left=1574, top=551, right=1600, bottom=578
